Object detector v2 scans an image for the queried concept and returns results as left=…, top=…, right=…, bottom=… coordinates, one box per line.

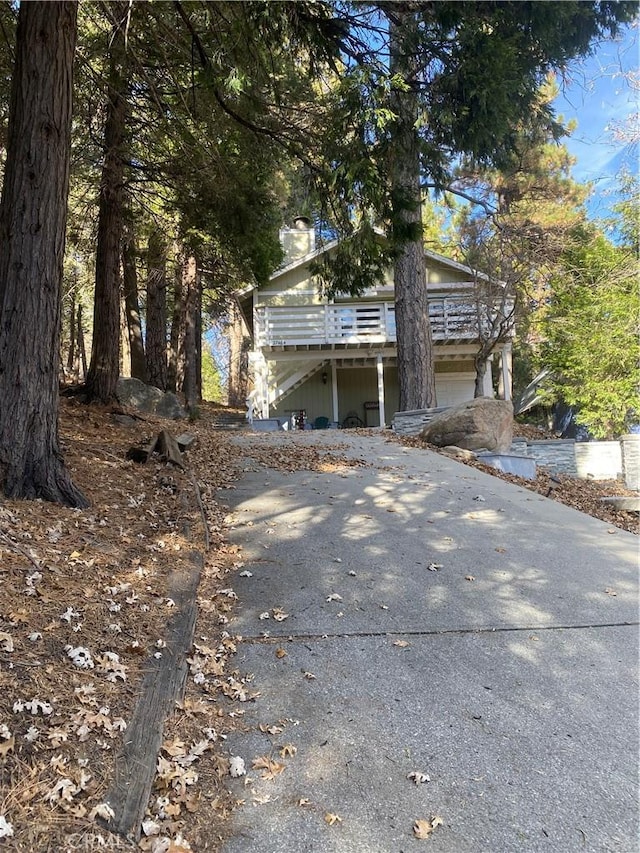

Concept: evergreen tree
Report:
left=0, top=1, right=87, bottom=506
left=451, top=82, right=590, bottom=395
left=541, top=215, right=639, bottom=438
left=313, top=1, right=637, bottom=410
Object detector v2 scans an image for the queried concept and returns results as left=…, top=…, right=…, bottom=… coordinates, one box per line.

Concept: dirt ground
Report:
left=0, top=402, right=636, bottom=853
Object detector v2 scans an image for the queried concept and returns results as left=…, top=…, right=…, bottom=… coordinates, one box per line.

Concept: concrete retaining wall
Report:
left=575, top=441, right=623, bottom=481
left=621, top=434, right=640, bottom=490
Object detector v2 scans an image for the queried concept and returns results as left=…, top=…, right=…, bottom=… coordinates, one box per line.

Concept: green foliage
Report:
left=609, top=171, right=640, bottom=254
left=311, top=220, right=392, bottom=298
left=297, top=2, right=636, bottom=294
left=541, top=230, right=640, bottom=438
left=201, top=340, right=224, bottom=402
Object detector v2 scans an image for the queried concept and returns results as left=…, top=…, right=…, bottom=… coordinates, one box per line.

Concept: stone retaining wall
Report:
left=510, top=439, right=625, bottom=480
left=392, top=408, right=451, bottom=435
left=393, top=409, right=631, bottom=483
left=510, top=439, right=579, bottom=476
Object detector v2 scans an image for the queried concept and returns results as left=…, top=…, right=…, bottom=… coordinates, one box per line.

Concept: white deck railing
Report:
left=255, top=298, right=483, bottom=347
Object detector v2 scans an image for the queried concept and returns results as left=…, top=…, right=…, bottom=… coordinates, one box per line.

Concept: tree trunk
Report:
left=180, top=254, right=200, bottom=412
left=119, top=293, right=130, bottom=377
left=84, top=8, right=127, bottom=403
left=122, top=220, right=147, bottom=381
left=145, top=228, right=168, bottom=390
left=474, top=356, right=488, bottom=398
left=389, top=10, right=437, bottom=411
left=77, top=304, right=88, bottom=380
left=167, top=254, right=185, bottom=394
left=0, top=1, right=87, bottom=507
left=66, top=298, right=76, bottom=376
left=227, top=302, right=250, bottom=407
left=196, top=298, right=203, bottom=403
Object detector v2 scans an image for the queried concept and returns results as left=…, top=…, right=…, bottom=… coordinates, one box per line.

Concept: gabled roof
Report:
left=236, top=232, right=494, bottom=296
left=269, top=237, right=339, bottom=280
left=422, top=247, right=491, bottom=282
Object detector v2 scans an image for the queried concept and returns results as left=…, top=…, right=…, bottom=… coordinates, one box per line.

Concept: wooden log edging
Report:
left=102, top=550, right=203, bottom=842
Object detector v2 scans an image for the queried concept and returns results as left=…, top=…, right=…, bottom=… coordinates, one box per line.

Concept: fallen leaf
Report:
left=495, top=547, right=506, bottom=553
left=89, top=802, right=115, bottom=821
left=67, top=803, right=87, bottom=818
left=251, top=755, right=285, bottom=781
left=279, top=743, right=297, bottom=758
left=166, top=840, right=192, bottom=853
left=0, top=632, right=14, bottom=653
left=163, top=738, right=187, bottom=757
left=141, top=818, right=161, bottom=837
left=324, top=812, right=342, bottom=826
left=297, top=798, right=312, bottom=807
left=259, top=723, right=284, bottom=735
left=275, top=647, right=288, bottom=659
left=393, top=640, right=410, bottom=648
left=413, top=816, right=443, bottom=839
left=407, top=770, right=430, bottom=785
left=252, top=791, right=274, bottom=805
left=229, top=756, right=246, bottom=778
left=0, top=736, right=15, bottom=757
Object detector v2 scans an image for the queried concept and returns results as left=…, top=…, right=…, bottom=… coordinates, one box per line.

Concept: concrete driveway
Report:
left=217, top=430, right=639, bottom=853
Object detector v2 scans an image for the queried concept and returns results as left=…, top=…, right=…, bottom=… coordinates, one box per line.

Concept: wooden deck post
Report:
left=331, top=360, right=339, bottom=424
left=376, top=354, right=386, bottom=428
left=499, top=343, right=513, bottom=401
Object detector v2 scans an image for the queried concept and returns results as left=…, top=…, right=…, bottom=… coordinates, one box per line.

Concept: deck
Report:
left=255, top=298, right=485, bottom=349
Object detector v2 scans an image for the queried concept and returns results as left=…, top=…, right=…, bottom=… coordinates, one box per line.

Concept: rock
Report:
left=420, top=397, right=513, bottom=453
left=116, top=378, right=162, bottom=412
left=175, top=433, right=197, bottom=451
left=154, top=392, right=184, bottom=420
left=110, top=413, right=139, bottom=428
left=116, top=378, right=184, bottom=420
left=440, top=446, right=477, bottom=461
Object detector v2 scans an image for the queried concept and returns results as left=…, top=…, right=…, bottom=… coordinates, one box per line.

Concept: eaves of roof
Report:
left=238, top=234, right=498, bottom=295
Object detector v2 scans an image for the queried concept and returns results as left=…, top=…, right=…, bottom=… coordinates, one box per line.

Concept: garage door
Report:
left=435, top=375, right=476, bottom=407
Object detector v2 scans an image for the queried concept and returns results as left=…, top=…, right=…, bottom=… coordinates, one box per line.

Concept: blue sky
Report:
left=553, top=21, right=638, bottom=218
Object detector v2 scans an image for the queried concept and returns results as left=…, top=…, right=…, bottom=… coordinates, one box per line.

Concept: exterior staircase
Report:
left=268, top=358, right=329, bottom=408
left=207, top=408, right=248, bottom=431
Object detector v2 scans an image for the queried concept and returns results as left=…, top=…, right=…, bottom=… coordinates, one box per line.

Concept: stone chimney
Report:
left=279, top=216, right=316, bottom=265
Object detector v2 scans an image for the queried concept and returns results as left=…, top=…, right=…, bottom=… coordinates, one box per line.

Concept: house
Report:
left=233, top=217, right=514, bottom=428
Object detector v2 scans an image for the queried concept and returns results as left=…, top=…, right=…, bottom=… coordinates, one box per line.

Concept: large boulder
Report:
left=116, top=377, right=185, bottom=420
left=420, top=397, right=513, bottom=453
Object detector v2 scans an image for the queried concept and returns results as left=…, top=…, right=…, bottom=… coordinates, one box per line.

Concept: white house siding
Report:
left=268, top=362, right=479, bottom=427
left=269, top=372, right=334, bottom=426
left=255, top=265, right=321, bottom=306
left=337, top=367, right=389, bottom=427
left=243, top=234, right=512, bottom=422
